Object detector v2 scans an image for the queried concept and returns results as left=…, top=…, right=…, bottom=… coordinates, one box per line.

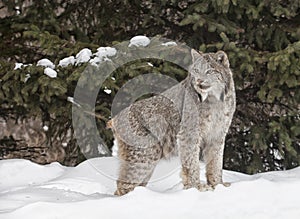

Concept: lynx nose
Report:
left=196, top=79, right=204, bottom=85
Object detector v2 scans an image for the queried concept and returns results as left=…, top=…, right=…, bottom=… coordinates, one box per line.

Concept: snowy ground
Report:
left=0, top=157, right=300, bottom=219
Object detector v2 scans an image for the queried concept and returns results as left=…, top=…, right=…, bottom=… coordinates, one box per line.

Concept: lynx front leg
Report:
left=205, top=142, right=230, bottom=188
left=179, top=144, right=212, bottom=191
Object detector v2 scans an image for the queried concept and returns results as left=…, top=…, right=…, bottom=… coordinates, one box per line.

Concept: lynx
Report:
left=107, top=49, right=236, bottom=195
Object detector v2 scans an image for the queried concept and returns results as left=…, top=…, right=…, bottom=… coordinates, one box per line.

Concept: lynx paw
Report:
left=222, top=182, right=231, bottom=187
left=197, top=183, right=214, bottom=192
left=208, top=181, right=231, bottom=189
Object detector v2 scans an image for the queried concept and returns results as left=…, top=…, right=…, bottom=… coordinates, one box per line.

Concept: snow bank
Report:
left=0, top=159, right=66, bottom=193
left=0, top=157, right=300, bottom=219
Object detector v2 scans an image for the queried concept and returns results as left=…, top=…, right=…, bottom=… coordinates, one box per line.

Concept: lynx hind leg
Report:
left=114, top=161, right=156, bottom=196
left=205, top=143, right=230, bottom=188
left=114, top=138, right=159, bottom=196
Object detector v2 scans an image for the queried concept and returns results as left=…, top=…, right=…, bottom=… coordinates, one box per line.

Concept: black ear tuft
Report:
left=191, top=49, right=202, bottom=63
left=220, top=91, right=225, bottom=102
left=216, top=51, right=230, bottom=68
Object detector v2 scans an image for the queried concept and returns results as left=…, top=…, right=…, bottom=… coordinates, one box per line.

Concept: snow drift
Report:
left=0, top=157, right=299, bottom=219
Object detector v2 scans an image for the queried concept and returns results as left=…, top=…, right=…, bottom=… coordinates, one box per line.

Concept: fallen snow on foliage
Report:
left=75, top=48, right=92, bottom=65
left=95, top=47, right=117, bottom=59
left=14, top=63, right=31, bottom=70
left=89, top=47, right=117, bottom=66
left=67, top=96, right=80, bottom=107
left=0, top=157, right=300, bottom=219
left=37, top=59, right=55, bottom=69
left=128, top=35, right=150, bottom=47
left=162, top=41, right=177, bottom=46
left=24, top=74, right=31, bottom=83
left=14, top=36, right=154, bottom=70
left=44, top=67, right=57, bottom=78
left=58, top=56, right=75, bottom=67
left=89, top=57, right=101, bottom=66
left=14, top=63, right=24, bottom=70
left=103, top=88, right=112, bottom=94
left=147, top=62, right=154, bottom=67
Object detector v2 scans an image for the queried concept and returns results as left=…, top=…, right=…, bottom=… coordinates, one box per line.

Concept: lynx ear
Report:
left=216, top=51, right=230, bottom=68
left=220, top=91, right=225, bottom=102
left=191, top=49, right=202, bottom=63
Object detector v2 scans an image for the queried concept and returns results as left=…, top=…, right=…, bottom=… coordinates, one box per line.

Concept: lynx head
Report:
left=189, top=49, right=231, bottom=102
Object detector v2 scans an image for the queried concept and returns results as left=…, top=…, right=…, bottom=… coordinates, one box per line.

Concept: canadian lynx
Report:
left=108, top=49, right=236, bottom=195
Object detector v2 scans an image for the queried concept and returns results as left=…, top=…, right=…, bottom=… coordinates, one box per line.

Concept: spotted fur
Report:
left=108, top=49, right=236, bottom=195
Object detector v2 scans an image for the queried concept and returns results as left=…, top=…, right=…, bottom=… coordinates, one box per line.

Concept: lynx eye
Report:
left=204, top=68, right=213, bottom=75
left=193, top=68, right=200, bottom=74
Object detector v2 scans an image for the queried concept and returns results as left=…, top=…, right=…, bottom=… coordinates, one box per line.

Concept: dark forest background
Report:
left=0, top=0, right=299, bottom=174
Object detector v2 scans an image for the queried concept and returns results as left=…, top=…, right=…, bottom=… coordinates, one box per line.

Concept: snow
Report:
left=15, top=47, right=115, bottom=70
left=44, top=67, right=57, bottom=78
left=94, top=47, right=117, bottom=59
left=1, top=157, right=300, bottom=219
left=24, top=74, right=30, bottom=83
left=89, top=47, right=117, bottom=66
left=14, top=63, right=23, bottom=70
left=14, top=63, right=31, bottom=70
left=67, top=96, right=75, bottom=103
left=37, top=59, right=55, bottom=69
left=0, top=159, right=66, bottom=193
left=58, top=56, right=75, bottom=67
left=111, top=139, right=118, bottom=157
left=14, top=36, right=152, bottom=71
left=104, top=88, right=112, bottom=94
left=128, top=35, right=150, bottom=47
left=42, top=125, right=48, bottom=131
left=147, top=62, right=154, bottom=67
left=89, top=56, right=101, bottom=66
left=162, top=41, right=177, bottom=46
left=67, top=96, right=80, bottom=107
left=75, top=48, right=92, bottom=65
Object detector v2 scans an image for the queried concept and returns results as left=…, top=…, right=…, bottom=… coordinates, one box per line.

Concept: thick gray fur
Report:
left=108, top=49, right=236, bottom=195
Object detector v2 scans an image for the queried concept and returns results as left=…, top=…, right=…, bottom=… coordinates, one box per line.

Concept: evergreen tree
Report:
left=0, top=0, right=299, bottom=173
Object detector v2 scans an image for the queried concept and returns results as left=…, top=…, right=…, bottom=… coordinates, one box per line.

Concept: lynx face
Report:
left=189, top=50, right=231, bottom=102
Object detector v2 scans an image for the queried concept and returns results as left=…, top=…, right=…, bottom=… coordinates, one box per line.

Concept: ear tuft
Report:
left=216, top=51, right=230, bottom=68
left=191, top=49, right=202, bottom=63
